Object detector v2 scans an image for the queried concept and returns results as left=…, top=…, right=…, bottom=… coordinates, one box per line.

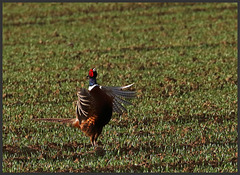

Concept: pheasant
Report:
left=33, top=68, right=135, bottom=146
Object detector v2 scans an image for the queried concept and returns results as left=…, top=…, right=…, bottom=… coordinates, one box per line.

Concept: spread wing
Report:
left=100, top=83, right=135, bottom=114
left=33, top=88, right=95, bottom=129
left=76, top=88, right=95, bottom=121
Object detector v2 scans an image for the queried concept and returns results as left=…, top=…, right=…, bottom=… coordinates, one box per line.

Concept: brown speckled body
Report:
left=75, top=86, right=113, bottom=145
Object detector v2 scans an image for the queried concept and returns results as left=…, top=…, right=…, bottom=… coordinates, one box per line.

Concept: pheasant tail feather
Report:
left=32, top=118, right=80, bottom=127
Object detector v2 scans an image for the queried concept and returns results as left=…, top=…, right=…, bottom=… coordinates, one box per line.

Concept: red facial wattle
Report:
left=89, top=69, right=94, bottom=77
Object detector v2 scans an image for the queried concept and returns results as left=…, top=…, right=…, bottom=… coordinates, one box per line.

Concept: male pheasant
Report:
left=34, top=68, right=135, bottom=146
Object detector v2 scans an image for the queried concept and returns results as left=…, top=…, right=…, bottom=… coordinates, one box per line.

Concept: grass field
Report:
left=2, top=2, right=238, bottom=173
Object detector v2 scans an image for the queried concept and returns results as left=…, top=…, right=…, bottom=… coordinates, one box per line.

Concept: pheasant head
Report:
left=88, top=68, right=98, bottom=89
